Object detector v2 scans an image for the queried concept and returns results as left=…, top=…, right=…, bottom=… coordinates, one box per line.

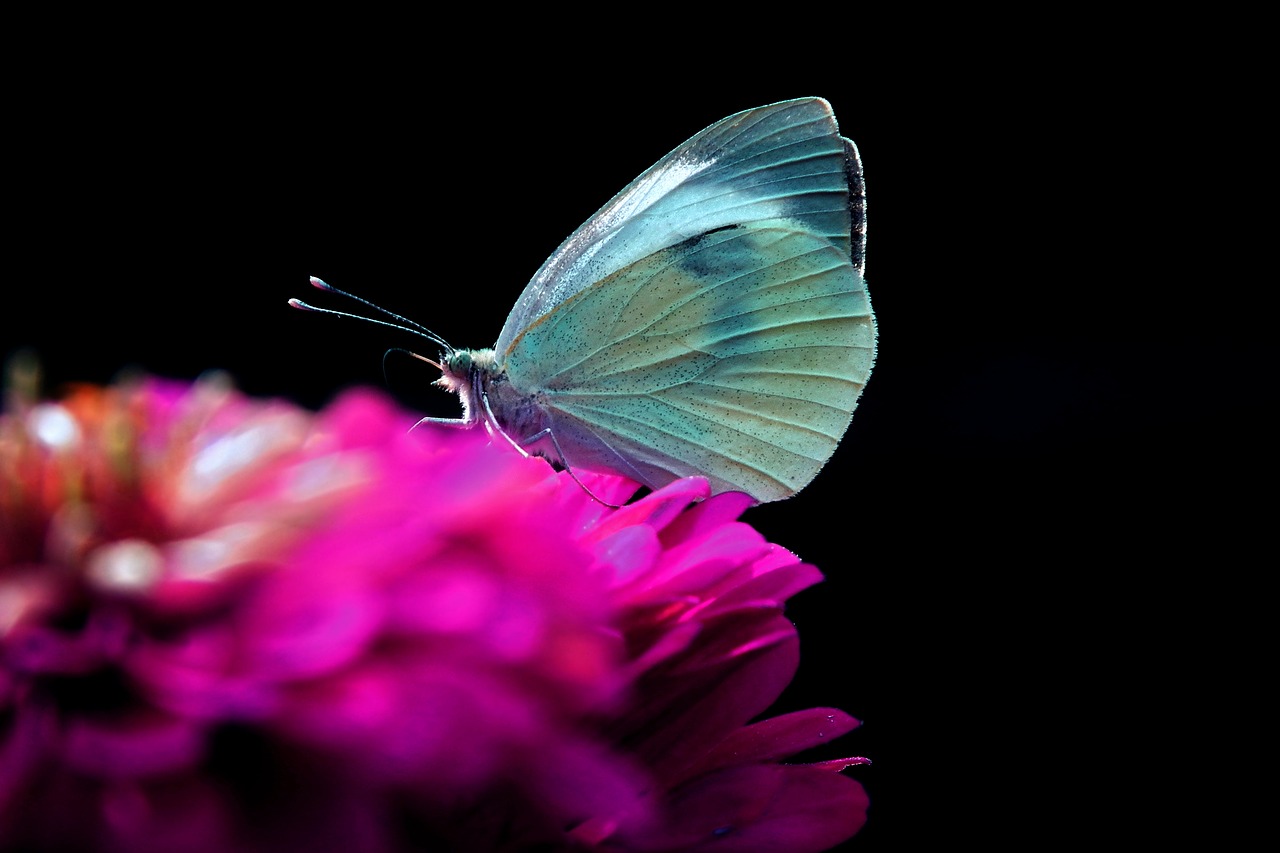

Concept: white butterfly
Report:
left=301, top=97, right=875, bottom=503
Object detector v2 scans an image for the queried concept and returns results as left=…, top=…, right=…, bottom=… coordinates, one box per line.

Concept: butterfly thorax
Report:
left=440, top=348, right=552, bottom=452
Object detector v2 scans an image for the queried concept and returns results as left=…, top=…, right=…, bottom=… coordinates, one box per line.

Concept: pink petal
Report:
left=594, top=524, right=662, bottom=583
left=620, top=618, right=799, bottom=785
left=690, top=708, right=862, bottom=773
left=617, top=763, right=868, bottom=853
left=61, top=714, right=205, bottom=779
left=582, top=478, right=710, bottom=545
left=691, top=562, right=825, bottom=618
left=658, top=490, right=756, bottom=545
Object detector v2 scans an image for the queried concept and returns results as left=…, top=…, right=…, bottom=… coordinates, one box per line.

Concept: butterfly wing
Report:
left=503, top=223, right=875, bottom=502
left=494, top=97, right=866, bottom=356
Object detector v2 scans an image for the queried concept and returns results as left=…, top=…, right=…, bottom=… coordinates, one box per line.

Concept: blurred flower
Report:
left=1, top=366, right=867, bottom=852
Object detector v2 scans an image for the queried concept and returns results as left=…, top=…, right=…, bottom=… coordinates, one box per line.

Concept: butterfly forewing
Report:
left=495, top=98, right=860, bottom=356
left=503, top=224, right=874, bottom=501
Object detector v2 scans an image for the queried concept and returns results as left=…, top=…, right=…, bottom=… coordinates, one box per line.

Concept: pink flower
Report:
left=1, top=369, right=868, bottom=852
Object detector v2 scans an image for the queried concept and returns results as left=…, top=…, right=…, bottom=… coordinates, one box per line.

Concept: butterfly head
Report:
left=435, top=349, right=496, bottom=391
left=432, top=348, right=502, bottom=426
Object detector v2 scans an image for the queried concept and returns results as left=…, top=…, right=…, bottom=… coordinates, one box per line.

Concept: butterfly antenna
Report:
left=290, top=276, right=453, bottom=352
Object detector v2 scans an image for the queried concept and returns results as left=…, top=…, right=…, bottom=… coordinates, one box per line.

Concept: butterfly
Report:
left=299, top=97, right=875, bottom=503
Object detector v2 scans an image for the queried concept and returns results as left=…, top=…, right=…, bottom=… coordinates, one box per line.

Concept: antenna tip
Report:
left=309, top=276, right=332, bottom=290
left=288, top=298, right=316, bottom=311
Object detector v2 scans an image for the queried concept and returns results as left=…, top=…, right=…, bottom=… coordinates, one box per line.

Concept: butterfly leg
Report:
left=477, top=391, right=624, bottom=507
left=410, top=415, right=479, bottom=432
left=516, top=427, right=624, bottom=509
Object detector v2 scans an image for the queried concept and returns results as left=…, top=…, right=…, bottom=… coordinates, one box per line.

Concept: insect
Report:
left=297, top=97, right=875, bottom=503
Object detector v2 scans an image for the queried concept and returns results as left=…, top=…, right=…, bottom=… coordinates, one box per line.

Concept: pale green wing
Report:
left=503, top=223, right=875, bottom=502
left=495, top=98, right=862, bottom=356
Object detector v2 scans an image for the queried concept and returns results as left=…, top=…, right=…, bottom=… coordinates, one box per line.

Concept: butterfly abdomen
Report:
left=478, top=364, right=556, bottom=453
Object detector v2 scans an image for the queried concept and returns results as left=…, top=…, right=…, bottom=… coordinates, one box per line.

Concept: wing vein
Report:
left=537, top=244, right=858, bottom=382
left=567, top=400, right=823, bottom=475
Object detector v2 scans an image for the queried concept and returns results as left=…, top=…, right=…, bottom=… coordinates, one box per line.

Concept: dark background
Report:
left=4, top=41, right=1267, bottom=850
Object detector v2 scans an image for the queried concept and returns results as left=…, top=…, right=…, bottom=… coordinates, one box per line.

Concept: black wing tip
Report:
left=842, top=138, right=868, bottom=275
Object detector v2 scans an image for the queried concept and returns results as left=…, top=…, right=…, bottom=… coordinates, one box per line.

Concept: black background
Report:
left=4, top=37, right=1268, bottom=851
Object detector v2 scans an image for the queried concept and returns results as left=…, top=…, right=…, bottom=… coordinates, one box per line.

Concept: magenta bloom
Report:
left=1, top=372, right=867, bottom=852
